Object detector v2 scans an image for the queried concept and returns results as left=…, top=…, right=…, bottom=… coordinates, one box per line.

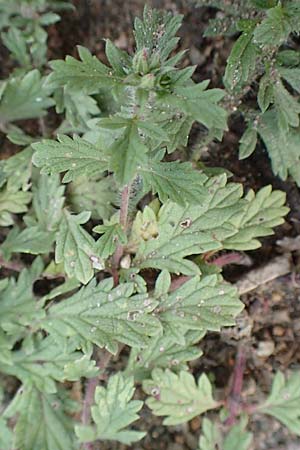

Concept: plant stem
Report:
left=111, top=184, right=131, bottom=285
left=0, top=256, right=25, bottom=272
left=81, top=349, right=112, bottom=450
left=224, top=344, right=247, bottom=426
left=209, top=252, right=245, bottom=268
left=169, top=275, right=191, bottom=291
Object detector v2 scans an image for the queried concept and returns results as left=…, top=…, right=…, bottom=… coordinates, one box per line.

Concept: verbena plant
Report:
left=196, top=0, right=300, bottom=185
left=0, top=4, right=298, bottom=450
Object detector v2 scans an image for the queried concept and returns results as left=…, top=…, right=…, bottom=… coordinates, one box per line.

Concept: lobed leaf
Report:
left=125, top=329, right=204, bottom=381
left=239, top=124, right=258, bottom=159
left=1, top=336, right=98, bottom=393
left=0, top=187, right=31, bottom=227
left=32, top=135, right=108, bottom=183
left=13, top=384, right=75, bottom=450
left=139, top=160, right=208, bottom=205
left=47, top=46, right=121, bottom=93
left=0, top=258, right=44, bottom=339
left=43, top=278, right=161, bottom=354
left=154, top=275, right=243, bottom=343
left=0, top=226, right=53, bottom=260
left=55, top=210, right=103, bottom=284
left=75, top=373, right=145, bottom=445
left=258, top=110, right=300, bottom=185
left=254, top=4, right=295, bottom=45
left=31, top=174, right=65, bottom=232
left=0, top=70, right=54, bottom=122
left=94, top=222, right=127, bottom=259
left=134, top=176, right=287, bottom=274
left=259, top=371, right=300, bottom=435
left=68, top=175, right=117, bottom=221
left=143, top=369, right=218, bottom=425
left=198, top=416, right=253, bottom=450
left=224, top=22, right=257, bottom=91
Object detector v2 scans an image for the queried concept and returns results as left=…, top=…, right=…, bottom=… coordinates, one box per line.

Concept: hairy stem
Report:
left=81, top=349, right=113, bottom=450
left=224, top=344, right=247, bottom=426
left=111, top=184, right=131, bottom=285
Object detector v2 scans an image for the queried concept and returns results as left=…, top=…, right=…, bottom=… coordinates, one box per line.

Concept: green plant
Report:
left=196, top=0, right=300, bottom=185
left=0, top=4, right=298, bottom=450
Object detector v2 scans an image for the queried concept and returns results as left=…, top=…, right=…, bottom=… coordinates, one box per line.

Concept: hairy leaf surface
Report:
left=32, top=135, right=108, bottom=183
left=259, top=371, right=300, bottom=435
left=55, top=210, right=102, bottom=284
left=198, top=416, right=253, bottom=450
left=43, top=279, right=161, bottom=354
left=134, top=176, right=287, bottom=274
left=144, top=369, right=218, bottom=425
left=75, top=373, right=145, bottom=445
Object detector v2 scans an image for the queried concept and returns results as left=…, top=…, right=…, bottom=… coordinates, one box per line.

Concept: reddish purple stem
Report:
left=81, top=350, right=112, bottom=450
left=225, top=345, right=247, bottom=426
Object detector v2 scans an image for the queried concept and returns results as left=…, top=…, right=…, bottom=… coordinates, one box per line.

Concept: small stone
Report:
left=190, top=416, right=201, bottom=432
left=271, top=291, right=282, bottom=303
left=120, top=254, right=131, bottom=269
left=273, top=325, right=285, bottom=337
left=256, top=340, right=275, bottom=358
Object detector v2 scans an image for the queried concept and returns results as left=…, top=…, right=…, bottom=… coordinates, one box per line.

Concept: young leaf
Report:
left=258, top=110, right=300, bottom=185
left=257, top=73, right=274, bottom=113
left=253, top=4, right=293, bottom=46
left=139, top=160, right=208, bottom=205
left=32, top=135, right=108, bottom=183
left=1, top=336, right=98, bottom=393
left=0, top=417, right=13, bottom=450
left=239, top=124, right=258, bottom=159
left=0, top=187, right=32, bottom=226
left=154, top=275, right=243, bottom=342
left=0, top=70, right=54, bottom=123
left=154, top=269, right=171, bottom=298
left=273, top=80, right=300, bottom=131
left=0, top=259, right=44, bottom=338
left=2, top=146, right=33, bottom=191
left=279, top=67, right=300, bottom=93
left=199, top=416, right=253, bottom=450
left=13, top=384, right=75, bottom=450
left=259, top=371, right=300, bottom=435
left=129, top=205, right=159, bottom=252
left=125, top=329, right=204, bottom=381
left=198, top=417, right=222, bottom=450
left=94, top=222, right=127, bottom=259
left=223, top=185, right=288, bottom=250
left=75, top=373, right=145, bottom=445
left=159, top=82, right=227, bottom=132
left=108, top=123, right=148, bottom=185
left=47, top=46, right=120, bottom=93
left=55, top=210, right=103, bottom=284
left=224, top=22, right=257, bottom=91
left=54, top=88, right=100, bottom=132
left=68, top=175, right=117, bottom=221
left=43, top=278, right=161, bottom=354
left=134, top=6, right=182, bottom=62
left=31, top=174, right=65, bottom=232
left=0, top=226, right=53, bottom=260
left=143, top=369, right=218, bottom=425
left=1, top=27, right=30, bottom=67
left=105, top=39, right=132, bottom=76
